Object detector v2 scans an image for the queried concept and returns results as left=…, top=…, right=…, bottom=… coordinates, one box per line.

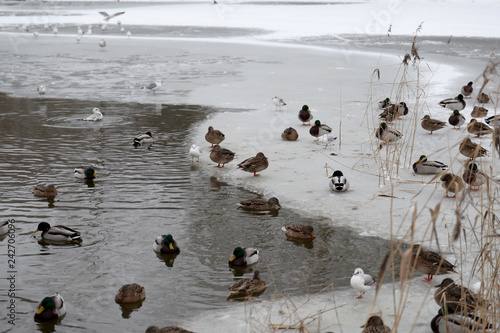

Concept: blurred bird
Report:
left=477, top=92, right=490, bottom=104
left=141, top=80, right=162, bottom=94
left=99, top=39, right=106, bottom=51
left=133, top=131, right=154, bottom=149
left=189, top=144, right=202, bottom=163
left=37, top=85, right=46, bottom=96
left=440, top=173, right=464, bottom=198
left=460, top=81, right=473, bottom=98
left=459, top=138, right=488, bottom=160
left=83, top=107, right=103, bottom=121
left=99, top=11, right=125, bottom=21
left=471, top=106, right=488, bottom=118
left=361, top=315, right=392, bottom=333
left=272, top=96, right=286, bottom=110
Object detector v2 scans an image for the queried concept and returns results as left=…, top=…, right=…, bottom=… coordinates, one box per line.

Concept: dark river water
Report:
left=0, top=93, right=396, bottom=332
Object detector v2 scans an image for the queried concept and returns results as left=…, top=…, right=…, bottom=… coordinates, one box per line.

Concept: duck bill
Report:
left=93, top=173, right=98, bottom=178
left=36, top=306, right=45, bottom=314
left=34, top=229, right=39, bottom=233
left=229, top=255, right=236, bottom=261
left=168, top=243, right=174, bottom=250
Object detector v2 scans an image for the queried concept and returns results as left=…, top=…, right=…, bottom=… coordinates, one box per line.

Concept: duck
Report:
left=32, top=184, right=58, bottom=197
left=430, top=306, right=492, bottom=333
left=471, top=106, right=488, bottom=118
left=115, top=283, right=146, bottom=304
left=459, top=138, right=488, bottom=160
left=228, top=247, right=259, bottom=267
left=448, top=110, right=466, bottom=129
left=350, top=268, right=375, bottom=299
left=477, top=92, right=490, bottom=104
left=34, top=294, right=66, bottom=322
left=421, top=115, right=446, bottom=134
left=379, top=102, right=408, bottom=122
left=378, top=97, right=392, bottom=110
left=146, top=326, right=195, bottom=333
left=298, top=105, right=313, bottom=126
left=485, top=115, right=500, bottom=126
left=375, top=122, right=402, bottom=144
left=209, top=144, right=235, bottom=168
left=272, top=96, right=286, bottom=110
left=133, top=131, right=154, bottom=148
left=153, top=234, right=180, bottom=255
left=74, top=167, right=98, bottom=179
left=281, top=127, right=299, bottom=141
left=406, top=245, right=456, bottom=282
left=238, top=197, right=281, bottom=211
left=495, top=127, right=500, bottom=157
left=0, top=219, right=9, bottom=235
left=440, top=173, right=464, bottom=198
left=461, top=82, right=473, bottom=98
left=434, top=278, right=487, bottom=313
left=34, top=222, right=81, bottom=242
left=439, top=94, right=465, bottom=111
left=412, top=155, right=448, bottom=174
left=37, top=85, right=46, bottom=96
left=309, top=120, right=332, bottom=139
left=328, top=170, right=350, bottom=192
left=205, top=126, right=225, bottom=147
left=189, top=144, right=202, bottom=163
left=361, top=315, right=392, bottom=333
left=83, top=107, right=103, bottom=121
left=462, top=162, right=487, bottom=191
left=466, top=119, right=493, bottom=137
left=228, top=270, right=266, bottom=299
left=237, top=152, right=268, bottom=176
left=281, top=224, right=315, bottom=239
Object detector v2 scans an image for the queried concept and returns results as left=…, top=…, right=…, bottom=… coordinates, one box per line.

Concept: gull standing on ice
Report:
left=189, top=144, right=202, bottom=163
left=272, top=96, right=286, bottom=111
left=87, top=25, right=93, bottom=35
left=99, top=39, right=106, bottom=51
left=33, top=31, right=39, bottom=39
left=142, top=80, right=162, bottom=94
left=76, top=35, right=81, bottom=43
left=37, top=85, right=46, bottom=97
left=83, top=108, right=103, bottom=121
left=77, top=26, right=83, bottom=35
left=350, top=268, right=375, bottom=299
left=52, top=26, right=58, bottom=36
left=127, top=31, right=132, bottom=38
left=120, top=26, right=125, bottom=33
left=99, top=11, right=125, bottom=21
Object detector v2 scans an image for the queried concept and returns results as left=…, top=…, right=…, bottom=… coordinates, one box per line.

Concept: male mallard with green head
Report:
left=375, top=122, right=402, bottom=144
left=298, top=105, right=313, bottom=126
left=209, top=144, right=235, bottom=168
left=378, top=97, right=392, bottom=110
left=238, top=197, right=281, bottom=211
left=421, top=115, right=446, bottom=134
left=34, top=294, right=66, bottom=322
left=133, top=131, right=154, bottom=149
left=448, top=110, right=465, bottom=129
left=228, top=270, right=266, bottom=299
left=412, top=155, right=448, bottom=174
left=328, top=170, right=350, bottom=192
left=34, top=222, right=81, bottom=242
left=430, top=306, right=492, bottom=333
left=309, top=120, right=332, bottom=139
left=74, top=167, right=98, bottom=179
left=228, top=247, right=259, bottom=267
left=439, top=94, right=465, bottom=111
left=237, top=152, right=268, bottom=176
left=32, top=184, right=58, bottom=197
left=153, top=234, right=180, bottom=254
left=462, top=162, right=487, bottom=191
left=115, top=283, right=146, bottom=304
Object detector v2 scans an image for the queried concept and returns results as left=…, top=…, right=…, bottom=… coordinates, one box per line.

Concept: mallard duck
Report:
left=238, top=197, right=281, bottom=211
left=133, top=131, right=154, bottom=148
left=459, top=138, right=488, bottom=160
left=189, top=144, right=202, bottom=163
left=448, top=110, right=465, bottom=129
left=361, top=315, right=392, bottom=333
left=375, top=122, right=402, bottom=144
left=328, top=170, right=350, bottom=192
left=146, top=326, right=194, bottom=333
left=378, top=97, right=392, bottom=110
left=83, top=107, right=103, bottom=121
left=485, top=115, right=500, bottom=126
left=471, top=106, right=488, bottom=118
left=34, top=222, right=81, bottom=242
left=209, top=144, right=235, bottom=168
left=281, top=224, right=315, bottom=239
left=421, top=115, right=446, bottom=134
left=461, top=82, right=473, bottom=98
left=0, top=219, right=9, bottom=235
left=413, top=155, right=448, bottom=174
left=407, top=245, right=456, bottom=282
left=466, top=119, right=493, bottom=137
left=495, top=127, right=500, bottom=157
left=228, top=270, right=266, bottom=298
left=380, top=102, right=408, bottom=122
left=477, top=92, right=490, bottom=104
left=205, top=126, right=225, bottom=147
left=74, top=167, right=97, bottom=179
left=237, top=152, right=268, bottom=176
left=115, top=283, right=146, bottom=304
left=281, top=127, right=298, bottom=141
left=350, top=268, right=375, bottom=299
left=272, top=96, right=286, bottom=110
left=440, top=173, right=464, bottom=198
left=298, top=105, right=313, bottom=126
left=32, top=184, right=58, bottom=197
left=434, top=278, right=486, bottom=313
left=34, top=294, right=66, bottom=321
left=310, top=120, right=332, bottom=139
left=439, top=94, right=465, bottom=111
left=141, top=80, right=162, bottom=94
left=430, top=306, right=492, bottom=333
left=153, top=234, right=180, bottom=255
left=462, top=163, right=487, bottom=191
left=228, top=247, right=259, bottom=267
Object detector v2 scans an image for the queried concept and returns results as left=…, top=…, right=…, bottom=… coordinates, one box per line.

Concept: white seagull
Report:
left=350, top=268, right=375, bottom=299
left=33, top=31, right=39, bottom=39
left=141, top=80, right=162, bottom=94
left=272, top=96, right=286, bottom=111
left=76, top=35, right=81, bottom=43
left=126, top=31, right=132, bottom=38
left=37, top=85, right=46, bottom=96
left=99, top=11, right=125, bottom=21
left=99, top=39, right=106, bottom=51
left=83, top=108, right=103, bottom=121
left=53, top=27, right=58, bottom=35
left=189, top=144, right=202, bottom=163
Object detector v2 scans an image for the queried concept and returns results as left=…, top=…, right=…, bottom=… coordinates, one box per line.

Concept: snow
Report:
left=0, top=0, right=499, bottom=331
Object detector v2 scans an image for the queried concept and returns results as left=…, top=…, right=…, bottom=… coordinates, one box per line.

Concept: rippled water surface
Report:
left=0, top=94, right=397, bottom=332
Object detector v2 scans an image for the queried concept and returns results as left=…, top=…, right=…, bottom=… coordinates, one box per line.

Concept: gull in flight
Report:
left=99, top=11, right=125, bottom=21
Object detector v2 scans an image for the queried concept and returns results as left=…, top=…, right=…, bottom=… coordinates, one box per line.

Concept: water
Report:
left=0, top=94, right=396, bottom=332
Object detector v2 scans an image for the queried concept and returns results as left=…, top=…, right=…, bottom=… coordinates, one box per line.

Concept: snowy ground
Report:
left=1, top=0, right=499, bottom=332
